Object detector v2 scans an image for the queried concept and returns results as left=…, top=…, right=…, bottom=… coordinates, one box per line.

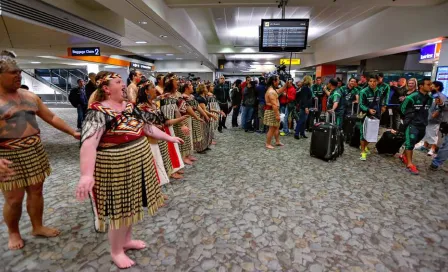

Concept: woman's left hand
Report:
left=73, top=131, right=81, bottom=140
left=170, top=137, right=184, bottom=144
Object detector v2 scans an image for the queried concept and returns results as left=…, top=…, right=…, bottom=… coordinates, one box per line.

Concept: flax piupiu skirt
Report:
left=91, top=137, right=164, bottom=232
left=0, top=135, right=51, bottom=191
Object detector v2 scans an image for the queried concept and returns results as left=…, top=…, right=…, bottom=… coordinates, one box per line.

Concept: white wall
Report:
left=21, top=72, right=57, bottom=95
left=309, top=2, right=448, bottom=66
left=155, top=60, right=214, bottom=73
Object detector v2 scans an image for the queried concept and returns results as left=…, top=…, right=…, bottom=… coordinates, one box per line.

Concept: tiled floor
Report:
left=0, top=108, right=447, bottom=272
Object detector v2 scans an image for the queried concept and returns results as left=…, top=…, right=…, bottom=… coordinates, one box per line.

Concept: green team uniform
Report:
left=358, top=87, right=385, bottom=141
left=311, top=84, right=324, bottom=108
left=327, top=88, right=344, bottom=127
left=400, top=91, right=433, bottom=150
left=377, top=82, right=391, bottom=106
left=340, top=85, right=358, bottom=114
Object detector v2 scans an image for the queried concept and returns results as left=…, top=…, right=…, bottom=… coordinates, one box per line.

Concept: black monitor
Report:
left=259, top=19, right=309, bottom=52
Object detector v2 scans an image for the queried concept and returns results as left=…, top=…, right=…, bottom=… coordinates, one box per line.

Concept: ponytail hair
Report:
left=267, top=75, right=278, bottom=89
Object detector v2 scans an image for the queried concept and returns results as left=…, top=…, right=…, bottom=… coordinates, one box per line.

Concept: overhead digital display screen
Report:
left=259, top=19, right=309, bottom=52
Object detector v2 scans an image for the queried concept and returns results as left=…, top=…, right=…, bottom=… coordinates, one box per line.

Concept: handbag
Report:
left=363, top=117, right=380, bottom=143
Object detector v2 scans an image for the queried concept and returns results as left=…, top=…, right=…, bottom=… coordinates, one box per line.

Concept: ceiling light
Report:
left=144, top=54, right=151, bottom=56
left=135, top=41, right=147, bottom=44
left=159, top=35, right=168, bottom=38
left=30, top=61, right=41, bottom=64
left=138, top=21, right=148, bottom=25
left=176, top=58, right=183, bottom=60
left=216, top=17, right=223, bottom=20
left=157, top=58, right=163, bottom=60
left=166, top=54, right=174, bottom=56
left=178, top=45, right=182, bottom=48
left=227, top=26, right=259, bottom=38
left=227, top=54, right=282, bottom=60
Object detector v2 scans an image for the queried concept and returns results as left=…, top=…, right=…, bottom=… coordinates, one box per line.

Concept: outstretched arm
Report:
left=144, top=124, right=184, bottom=144
left=36, top=96, right=79, bottom=139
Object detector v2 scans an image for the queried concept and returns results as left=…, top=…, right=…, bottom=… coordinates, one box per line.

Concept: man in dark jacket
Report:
left=69, top=79, right=88, bottom=131
left=214, top=76, right=231, bottom=132
left=256, top=77, right=267, bottom=133
left=389, top=77, right=407, bottom=130
left=242, top=81, right=257, bottom=132
left=230, top=79, right=242, bottom=128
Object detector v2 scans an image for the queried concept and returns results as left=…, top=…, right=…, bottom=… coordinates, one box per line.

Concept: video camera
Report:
left=275, top=61, right=292, bottom=82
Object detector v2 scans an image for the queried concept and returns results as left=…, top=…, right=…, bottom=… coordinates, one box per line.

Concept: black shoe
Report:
left=429, top=164, right=439, bottom=171
left=218, top=128, right=223, bottom=133
left=294, top=135, right=301, bottom=140
left=205, top=147, right=211, bottom=151
left=301, top=135, right=308, bottom=139
left=248, top=130, right=254, bottom=133
left=223, top=125, right=228, bottom=129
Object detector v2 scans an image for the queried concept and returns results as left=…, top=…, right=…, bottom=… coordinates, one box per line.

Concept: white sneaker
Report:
left=427, top=149, right=434, bottom=156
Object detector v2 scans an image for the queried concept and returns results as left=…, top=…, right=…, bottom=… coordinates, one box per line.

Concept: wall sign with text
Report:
left=69, top=47, right=101, bottom=56
left=129, top=62, right=152, bottom=71
left=420, top=42, right=442, bottom=61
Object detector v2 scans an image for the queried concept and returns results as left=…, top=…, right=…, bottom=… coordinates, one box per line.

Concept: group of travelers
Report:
left=229, top=73, right=448, bottom=174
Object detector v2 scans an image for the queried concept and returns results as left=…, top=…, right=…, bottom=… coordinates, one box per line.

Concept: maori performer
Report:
left=206, top=83, right=224, bottom=145
left=0, top=51, right=80, bottom=250
left=75, top=71, right=183, bottom=269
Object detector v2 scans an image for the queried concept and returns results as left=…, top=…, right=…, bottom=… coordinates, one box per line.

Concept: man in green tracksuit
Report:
left=358, top=76, right=387, bottom=161
left=327, top=78, right=344, bottom=128
left=340, top=77, right=359, bottom=115
left=311, top=77, right=325, bottom=123
left=399, top=78, right=433, bottom=175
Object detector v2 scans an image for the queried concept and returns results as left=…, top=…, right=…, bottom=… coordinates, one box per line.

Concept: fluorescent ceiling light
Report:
left=30, top=61, right=41, bottom=64
left=227, top=26, right=259, bottom=38
left=144, top=54, right=151, bottom=56
left=176, top=58, right=183, bottom=60
left=242, top=48, right=256, bottom=53
left=227, top=54, right=282, bottom=60
left=265, top=62, right=274, bottom=64
left=178, top=45, right=182, bottom=48
left=135, top=41, right=147, bottom=44
left=159, top=35, right=168, bottom=38
left=138, top=21, right=147, bottom=24
left=216, top=17, right=223, bottom=20
left=166, top=54, right=174, bottom=56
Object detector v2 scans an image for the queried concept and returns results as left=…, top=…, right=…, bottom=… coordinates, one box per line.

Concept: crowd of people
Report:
left=0, top=47, right=447, bottom=269
left=226, top=73, right=448, bottom=174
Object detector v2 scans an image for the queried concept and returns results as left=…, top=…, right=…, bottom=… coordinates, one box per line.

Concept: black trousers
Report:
left=231, top=105, right=240, bottom=127
left=392, top=108, right=402, bottom=131
left=219, top=103, right=230, bottom=129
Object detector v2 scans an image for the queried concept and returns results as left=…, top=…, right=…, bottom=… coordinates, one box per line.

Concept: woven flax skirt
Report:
left=264, top=109, right=280, bottom=127
left=173, top=119, right=192, bottom=157
left=158, top=140, right=173, bottom=176
left=92, top=137, right=164, bottom=232
left=0, top=135, right=51, bottom=191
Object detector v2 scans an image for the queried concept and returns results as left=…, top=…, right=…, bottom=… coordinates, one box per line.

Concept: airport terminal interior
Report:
left=0, top=0, right=448, bottom=271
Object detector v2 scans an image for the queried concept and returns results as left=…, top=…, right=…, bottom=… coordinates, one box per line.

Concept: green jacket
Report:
left=377, top=82, right=390, bottom=106
left=400, top=91, right=433, bottom=128
left=311, top=84, right=324, bottom=104
left=359, top=87, right=384, bottom=119
left=327, top=88, right=345, bottom=115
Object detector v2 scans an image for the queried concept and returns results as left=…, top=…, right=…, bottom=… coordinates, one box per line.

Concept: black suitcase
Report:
left=350, top=125, right=361, bottom=148
left=345, top=103, right=362, bottom=147
left=310, top=112, right=343, bottom=161
left=376, top=131, right=404, bottom=155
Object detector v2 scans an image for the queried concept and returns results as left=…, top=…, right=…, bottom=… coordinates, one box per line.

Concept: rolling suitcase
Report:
left=310, top=112, right=343, bottom=161
left=344, top=103, right=359, bottom=144
left=376, top=114, right=404, bottom=155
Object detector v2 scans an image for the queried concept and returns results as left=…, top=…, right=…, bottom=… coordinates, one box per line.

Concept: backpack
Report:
left=69, top=88, right=80, bottom=108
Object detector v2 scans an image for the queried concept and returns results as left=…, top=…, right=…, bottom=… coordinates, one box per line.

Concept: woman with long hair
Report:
left=127, top=70, right=142, bottom=103
left=206, top=83, right=223, bottom=145
left=294, top=75, right=314, bottom=139
left=182, top=82, right=213, bottom=153
left=136, top=80, right=188, bottom=185
left=164, top=73, right=196, bottom=165
left=76, top=71, right=183, bottom=269
left=155, top=74, right=164, bottom=96
left=406, top=78, right=417, bottom=96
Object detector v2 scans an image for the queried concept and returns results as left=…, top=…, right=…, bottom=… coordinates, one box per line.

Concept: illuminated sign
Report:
left=129, top=62, right=152, bottom=70
left=435, top=43, right=442, bottom=59
left=69, top=47, right=100, bottom=56
left=280, top=58, right=301, bottom=65
left=420, top=44, right=436, bottom=60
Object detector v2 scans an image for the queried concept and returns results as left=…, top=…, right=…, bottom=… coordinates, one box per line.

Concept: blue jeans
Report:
left=283, top=106, right=290, bottom=133
left=432, top=136, right=448, bottom=167
left=295, top=109, right=309, bottom=136
left=241, top=106, right=254, bottom=130
left=77, top=105, right=86, bottom=129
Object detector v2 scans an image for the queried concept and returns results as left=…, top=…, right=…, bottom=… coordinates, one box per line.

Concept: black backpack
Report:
left=68, top=88, right=80, bottom=108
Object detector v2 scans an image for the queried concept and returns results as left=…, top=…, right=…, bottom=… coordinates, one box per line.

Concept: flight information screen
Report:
left=260, top=19, right=309, bottom=52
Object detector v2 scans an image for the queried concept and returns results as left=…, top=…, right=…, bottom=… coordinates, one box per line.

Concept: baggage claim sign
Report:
left=68, top=47, right=101, bottom=56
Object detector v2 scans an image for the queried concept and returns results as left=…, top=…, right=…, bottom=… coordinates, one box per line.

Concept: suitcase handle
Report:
left=351, top=102, right=360, bottom=115
left=325, top=111, right=336, bottom=124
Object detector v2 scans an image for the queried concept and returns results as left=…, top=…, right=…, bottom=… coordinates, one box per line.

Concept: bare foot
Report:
left=8, top=232, right=24, bottom=250
left=171, top=173, right=184, bottom=179
left=123, top=240, right=147, bottom=251
left=162, top=194, right=169, bottom=200
left=188, top=156, right=198, bottom=161
left=275, top=142, right=285, bottom=147
left=111, top=252, right=135, bottom=269
left=266, top=145, right=275, bottom=150
left=211, top=141, right=217, bottom=145
left=178, top=170, right=185, bottom=174
left=184, top=158, right=193, bottom=165
left=32, top=226, right=60, bottom=237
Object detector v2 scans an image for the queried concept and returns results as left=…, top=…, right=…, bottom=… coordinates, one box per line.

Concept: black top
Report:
left=390, top=86, right=407, bottom=105
left=196, top=96, right=207, bottom=105
left=214, top=83, right=230, bottom=104
left=295, top=86, right=313, bottom=110
left=231, top=87, right=242, bottom=106
left=243, top=87, right=256, bottom=107
left=85, top=81, right=96, bottom=101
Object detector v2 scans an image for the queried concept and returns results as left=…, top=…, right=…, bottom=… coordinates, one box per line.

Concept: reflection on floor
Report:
left=1, top=108, right=447, bottom=272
